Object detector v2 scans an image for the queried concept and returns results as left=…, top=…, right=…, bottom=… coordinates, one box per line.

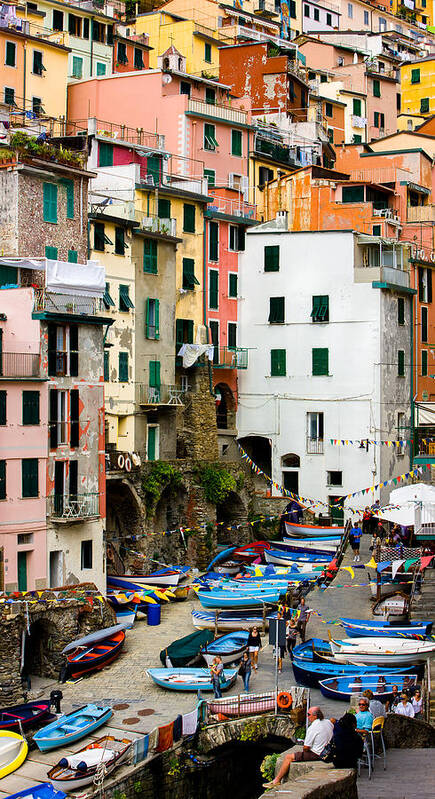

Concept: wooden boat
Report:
left=319, top=673, right=418, bottom=702
left=106, top=591, right=157, bottom=608
left=47, top=735, right=132, bottom=791
left=285, top=522, right=345, bottom=538
left=275, top=539, right=341, bottom=554
left=5, top=783, right=67, bottom=799
left=192, top=609, right=271, bottom=631
left=0, top=700, right=51, bottom=732
left=265, top=549, right=330, bottom=567
left=372, top=592, right=410, bottom=617
left=33, top=705, right=112, bottom=752
left=195, top=587, right=282, bottom=609
left=208, top=692, right=276, bottom=716
left=65, top=629, right=125, bottom=679
left=160, top=629, right=215, bottom=667
left=200, top=631, right=249, bottom=666
left=114, top=608, right=136, bottom=628
left=0, top=730, right=28, bottom=778
left=282, top=536, right=341, bottom=553
left=339, top=617, right=432, bottom=639
left=329, top=636, right=435, bottom=665
left=107, top=566, right=188, bottom=589
left=245, top=563, right=325, bottom=578
left=147, top=667, right=238, bottom=692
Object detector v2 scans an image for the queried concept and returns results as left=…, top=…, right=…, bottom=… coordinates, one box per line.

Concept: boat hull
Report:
left=108, top=572, right=181, bottom=588
left=340, top=618, right=432, bottom=639
left=192, top=609, right=270, bottom=631
left=330, top=636, right=435, bottom=666
left=66, top=631, right=125, bottom=679
left=201, top=632, right=249, bottom=666
left=0, top=700, right=51, bottom=732
left=33, top=705, right=112, bottom=752
left=319, top=673, right=418, bottom=702
left=291, top=657, right=413, bottom=687
left=5, top=784, right=67, bottom=799
left=47, top=736, right=131, bottom=791
left=147, top=667, right=237, bottom=692
left=0, top=731, right=28, bottom=778
left=285, top=522, right=345, bottom=538
left=196, top=589, right=281, bottom=609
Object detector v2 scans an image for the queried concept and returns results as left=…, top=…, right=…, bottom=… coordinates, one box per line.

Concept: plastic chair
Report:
left=357, top=737, right=372, bottom=780
left=370, top=716, right=386, bottom=771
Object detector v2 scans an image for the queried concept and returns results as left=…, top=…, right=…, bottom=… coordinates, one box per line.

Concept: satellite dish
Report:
left=162, top=74, right=172, bottom=84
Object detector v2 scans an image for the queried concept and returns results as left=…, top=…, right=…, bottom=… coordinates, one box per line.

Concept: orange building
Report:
left=112, top=33, right=150, bottom=73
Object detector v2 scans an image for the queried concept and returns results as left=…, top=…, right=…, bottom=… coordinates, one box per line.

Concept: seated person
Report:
left=263, top=707, right=333, bottom=788
left=332, top=713, right=364, bottom=769
left=356, top=697, right=374, bottom=732
left=395, top=693, right=415, bottom=718
left=362, top=689, right=386, bottom=719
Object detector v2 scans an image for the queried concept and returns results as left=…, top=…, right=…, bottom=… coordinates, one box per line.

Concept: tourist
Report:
left=362, top=689, right=386, bottom=719
left=286, top=617, right=298, bottom=655
left=263, top=707, right=333, bottom=788
left=362, top=507, right=372, bottom=537
left=275, top=610, right=286, bottom=673
left=411, top=689, right=423, bottom=717
left=376, top=521, right=386, bottom=541
left=395, top=693, right=415, bottom=718
left=210, top=655, right=223, bottom=699
left=247, top=626, right=261, bottom=670
left=238, top=652, right=251, bottom=692
left=349, top=522, right=362, bottom=562
left=296, top=597, right=310, bottom=642
left=386, top=684, right=401, bottom=712
left=331, top=713, right=364, bottom=769
left=356, top=697, right=374, bottom=732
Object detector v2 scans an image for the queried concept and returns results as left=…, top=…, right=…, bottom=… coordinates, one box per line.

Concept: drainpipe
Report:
left=203, top=213, right=214, bottom=397
left=23, top=44, right=26, bottom=113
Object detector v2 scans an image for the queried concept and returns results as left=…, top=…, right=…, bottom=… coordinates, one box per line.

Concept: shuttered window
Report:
left=94, top=222, right=105, bottom=251
left=103, top=282, right=115, bottom=308
left=311, top=295, right=329, bottom=322
left=271, top=349, right=286, bottom=376
left=0, top=460, right=5, bottom=500
left=421, top=97, right=429, bottom=114
left=204, top=169, right=215, bottom=186
left=145, top=298, right=160, bottom=339
left=312, top=348, right=329, bottom=376
left=119, top=284, right=134, bottom=311
left=411, top=68, right=420, bottom=84
left=49, top=389, right=58, bottom=449
left=149, top=360, right=161, bottom=389
left=342, top=185, right=364, bottom=203
left=229, top=273, right=238, bottom=298
left=158, top=198, right=171, bottom=219
left=209, top=270, right=219, bottom=309
left=204, top=123, right=218, bottom=150
left=183, top=204, right=195, bottom=233
left=22, top=391, right=40, bottom=425
left=70, top=389, right=79, bottom=447
left=264, top=245, right=279, bottom=272
left=43, top=183, right=58, bottom=223
left=398, top=349, right=405, bottom=377
left=104, top=350, right=109, bottom=382
left=0, top=391, right=6, bottom=426
left=204, top=42, right=211, bottom=63
left=373, top=79, right=381, bottom=97
left=143, top=239, right=158, bottom=273
left=228, top=323, right=237, bottom=349
left=147, top=156, right=161, bottom=184
left=45, top=246, right=58, bottom=259
left=70, top=324, right=79, bottom=377
left=422, top=350, right=428, bottom=376
left=352, top=98, right=361, bottom=115
left=422, top=306, right=428, bottom=342
left=119, top=352, right=128, bottom=382
left=182, top=258, right=199, bottom=290
left=209, top=222, right=219, bottom=262
left=99, top=142, right=113, bottom=167
left=398, top=297, right=405, bottom=326
left=115, top=226, right=125, bottom=255
left=231, top=130, right=242, bottom=156
left=5, top=41, right=16, bottom=67
left=176, top=319, right=194, bottom=347
left=269, top=297, right=285, bottom=324
left=22, top=458, right=38, bottom=497
left=68, top=249, right=78, bottom=263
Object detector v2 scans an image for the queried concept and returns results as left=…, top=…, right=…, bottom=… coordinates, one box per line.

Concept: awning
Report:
left=0, top=257, right=45, bottom=270
left=46, top=259, right=105, bottom=298
left=416, top=402, right=435, bottom=425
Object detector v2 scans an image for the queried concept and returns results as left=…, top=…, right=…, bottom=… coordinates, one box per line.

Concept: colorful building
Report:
left=134, top=10, right=221, bottom=76
left=400, top=56, right=435, bottom=121
left=112, top=31, right=150, bottom=73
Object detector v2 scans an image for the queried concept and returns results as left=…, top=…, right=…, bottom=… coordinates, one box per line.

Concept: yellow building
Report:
left=134, top=10, right=220, bottom=76
left=400, top=57, right=435, bottom=119
left=391, top=0, right=433, bottom=30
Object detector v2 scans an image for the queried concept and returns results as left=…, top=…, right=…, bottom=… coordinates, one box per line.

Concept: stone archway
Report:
left=106, top=478, right=143, bottom=567
left=216, top=491, right=247, bottom=545
left=238, top=435, right=272, bottom=474
left=22, top=616, right=63, bottom=680
left=215, top=382, right=236, bottom=430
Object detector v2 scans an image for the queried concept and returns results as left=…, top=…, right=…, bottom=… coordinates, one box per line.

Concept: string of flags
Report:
left=330, top=438, right=409, bottom=448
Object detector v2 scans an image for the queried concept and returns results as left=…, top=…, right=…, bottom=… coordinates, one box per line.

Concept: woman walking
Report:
left=247, top=626, right=261, bottom=670
left=238, top=651, right=252, bottom=692
left=210, top=655, right=223, bottom=699
left=286, top=617, right=298, bottom=655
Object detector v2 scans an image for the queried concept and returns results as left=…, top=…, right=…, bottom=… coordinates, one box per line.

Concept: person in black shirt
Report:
left=332, top=713, right=364, bottom=769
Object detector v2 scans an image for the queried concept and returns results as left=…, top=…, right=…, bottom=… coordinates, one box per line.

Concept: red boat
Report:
left=66, top=630, right=125, bottom=679
left=233, top=541, right=271, bottom=564
left=0, top=700, right=51, bottom=731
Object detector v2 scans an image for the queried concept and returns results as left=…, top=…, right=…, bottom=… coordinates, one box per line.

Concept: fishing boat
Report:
left=64, top=629, right=126, bottom=680
left=318, top=673, right=418, bottom=702
left=192, top=609, right=271, bottom=631
left=283, top=536, right=341, bottom=553
left=195, top=587, right=282, bottom=609
left=147, top=667, right=238, bottom=692
left=0, top=730, right=28, bottom=778
left=47, top=736, right=132, bottom=791
left=284, top=522, right=345, bottom=538
left=114, top=608, right=136, bottom=628
left=160, top=629, right=215, bottom=667
left=339, top=618, right=432, bottom=639
left=372, top=592, right=410, bottom=617
left=200, top=631, right=249, bottom=666
left=33, top=705, right=112, bottom=752
left=265, top=549, right=330, bottom=567
left=208, top=693, right=276, bottom=716
left=107, top=566, right=188, bottom=589
left=5, top=783, right=67, bottom=799
left=0, top=700, right=51, bottom=732
left=329, top=636, right=435, bottom=665
left=274, top=539, right=341, bottom=555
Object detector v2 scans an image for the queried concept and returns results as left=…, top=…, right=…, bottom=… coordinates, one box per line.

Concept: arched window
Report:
left=281, top=453, right=300, bottom=468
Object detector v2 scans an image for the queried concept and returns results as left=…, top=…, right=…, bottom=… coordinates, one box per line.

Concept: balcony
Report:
left=205, top=195, right=257, bottom=221
left=136, top=214, right=177, bottom=237
left=235, top=24, right=297, bottom=53
left=212, top=347, right=249, bottom=369
left=138, top=384, right=185, bottom=406
left=254, top=136, right=295, bottom=166
left=187, top=98, right=248, bottom=126
left=0, top=352, right=40, bottom=378
left=407, top=205, right=435, bottom=223
left=48, top=493, right=100, bottom=522
left=33, top=288, right=104, bottom=317
left=307, top=437, right=324, bottom=454
left=105, top=450, right=141, bottom=473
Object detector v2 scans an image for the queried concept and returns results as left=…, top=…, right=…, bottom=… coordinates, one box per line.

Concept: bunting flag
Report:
left=391, top=559, right=406, bottom=579
left=365, top=557, right=378, bottom=569
left=340, top=566, right=355, bottom=579
left=404, top=557, right=419, bottom=572
left=330, top=438, right=410, bottom=448
left=420, top=555, right=434, bottom=572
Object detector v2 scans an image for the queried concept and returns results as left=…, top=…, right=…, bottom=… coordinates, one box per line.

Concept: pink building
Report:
left=0, top=288, right=47, bottom=592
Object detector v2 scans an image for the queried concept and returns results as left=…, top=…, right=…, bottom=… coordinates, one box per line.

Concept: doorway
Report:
left=17, top=551, right=27, bottom=592
left=49, top=550, right=63, bottom=588
left=328, top=496, right=344, bottom=525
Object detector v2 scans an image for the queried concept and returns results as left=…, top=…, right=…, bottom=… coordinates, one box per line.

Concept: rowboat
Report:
left=0, top=700, right=51, bottom=732
left=0, top=730, right=28, bottom=778
left=65, top=630, right=125, bottom=679
left=329, top=636, right=435, bottom=665
left=114, top=608, right=136, bottom=628
left=192, top=609, right=271, bottom=631
left=283, top=536, right=341, bottom=552
left=160, top=629, right=215, bottom=667
left=107, top=579, right=173, bottom=601
left=62, top=624, right=129, bottom=654
left=147, top=667, right=238, bottom=692
left=265, top=549, right=329, bottom=567
left=195, top=587, right=282, bottom=609
left=5, top=783, right=67, bottom=799
left=318, top=673, right=418, bottom=702
left=208, top=693, right=276, bottom=716
left=33, top=705, right=112, bottom=752
left=285, top=522, right=345, bottom=538
left=339, top=617, right=432, bottom=639
left=274, top=539, right=341, bottom=554
left=245, top=563, right=326, bottom=579
left=200, top=631, right=249, bottom=666
left=107, top=566, right=188, bottom=589
left=47, top=735, right=132, bottom=791
left=291, top=656, right=413, bottom=687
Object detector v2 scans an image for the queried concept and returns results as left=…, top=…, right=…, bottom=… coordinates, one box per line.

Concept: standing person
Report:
left=286, top=617, right=298, bottom=655
left=386, top=684, right=401, bottom=712
left=296, top=597, right=310, bottom=642
left=247, top=626, right=261, bottom=670
left=350, top=522, right=362, bottom=562
left=210, top=655, right=223, bottom=699
left=411, top=689, right=423, bottom=717
left=362, top=507, right=372, bottom=537
left=371, top=500, right=381, bottom=534
left=238, top=651, right=251, bottom=692
left=263, top=707, right=333, bottom=788
left=395, top=693, right=415, bottom=718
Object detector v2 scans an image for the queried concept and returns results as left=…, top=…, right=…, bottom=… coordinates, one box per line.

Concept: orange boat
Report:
left=66, top=630, right=125, bottom=679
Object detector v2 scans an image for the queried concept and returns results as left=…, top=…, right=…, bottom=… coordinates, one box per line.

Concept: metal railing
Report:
left=202, top=687, right=308, bottom=724
left=73, top=118, right=165, bottom=151
left=235, top=24, right=297, bottom=52
left=212, top=347, right=249, bottom=369
left=48, top=493, right=100, bottom=520
left=187, top=98, right=248, bottom=126
left=34, top=289, right=103, bottom=317
left=105, top=450, right=141, bottom=472
left=307, top=437, right=324, bottom=454
left=138, top=384, right=185, bottom=406
left=136, top=213, right=177, bottom=237
left=0, top=352, right=40, bottom=378
left=348, top=167, right=411, bottom=185
left=206, top=194, right=256, bottom=220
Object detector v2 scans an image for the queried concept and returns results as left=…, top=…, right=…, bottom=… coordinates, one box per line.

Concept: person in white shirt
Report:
left=395, top=694, right=415, bottom=718
left=411, top=689, right=422, bottom=717
left=263, top=707, right=333, bottom=788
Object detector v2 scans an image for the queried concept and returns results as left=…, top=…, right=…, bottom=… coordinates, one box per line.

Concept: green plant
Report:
left=294, top=726, right=306, bottom=739
left=239, top=717, right=268, bottom=742
left=236, top=472, right=244, bottom=492
left=133, top=781, right=142, bottom=793
left=9, top=132, right=84, bottom=168
left=260, top=752, right=279, bottom=782
left=167, top=756, right=182, bottom=776
left=199, top=464, right=236, bottom=505
left=142, top=461, right=182, bottom=514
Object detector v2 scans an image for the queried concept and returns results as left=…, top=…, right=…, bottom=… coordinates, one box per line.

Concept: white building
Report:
left=302, top=1, right=341, bottom=35
left=237, top=222, right=413, bottom=520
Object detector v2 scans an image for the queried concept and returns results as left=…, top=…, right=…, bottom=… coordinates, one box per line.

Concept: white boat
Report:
left=282, top=537, right=340, bottom=553
left=47, top=735, right=132, bottom=791
left=246, top=562, right=320, bottom=575
left=285, top=522, right=344, bottom=538
left=265, top=549, right=328, bottom=567
left=0, top=731, right=28, bottom=778
left=329, top=636, right=435, bottom=665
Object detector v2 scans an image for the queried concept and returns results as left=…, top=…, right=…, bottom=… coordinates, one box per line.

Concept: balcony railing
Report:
left=187, top=98, right=248, bottom=126
left=138, top=384, right=185, bottom=405
left=0, top=352, right=40, bottom=378
left=407, top=205, right=435, bottom=223
left=212, top=347, right=249, bottom=369
left=206, top=195, right=256, bottom=220
left=307, top=437, right=324, bottom=454
left=136, top=214, right=177, bottom=237
left=34, top=289, right=103, bottom=316
left=235, top=24, right=297, bottom=52
left=73, top=118, right=165, bottom=151
left=48, top=493, right=100, bottom=521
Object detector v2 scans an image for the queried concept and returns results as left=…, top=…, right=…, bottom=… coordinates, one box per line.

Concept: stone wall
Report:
left=383, top=713, right=435, bottom=748
left=258, top=748, right=357, bottom=799
left=176, top=366, right=219, bottom=461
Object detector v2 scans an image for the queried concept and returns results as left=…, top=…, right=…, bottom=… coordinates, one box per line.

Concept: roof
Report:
left=400, top=53, right=435, bottom=67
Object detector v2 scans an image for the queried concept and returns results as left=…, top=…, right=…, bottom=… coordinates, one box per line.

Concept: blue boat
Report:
left=200, top=631, right=249, bottom=665
left=33, top=704, right=112, bottom=752
left=265, top=549, right=332, bottom=566
left=319, top=673, right=418, bottom=702
left=192, top=609, right=274, bottom=631
left=147, top=667, right=238, bottom=692
left=6, top=784, right=67, bottom=799
left=339, top=617, right=433, bottom=639
left=114, top=608, right=137, bottom=628
left=195, top=587, right=282, bottom=609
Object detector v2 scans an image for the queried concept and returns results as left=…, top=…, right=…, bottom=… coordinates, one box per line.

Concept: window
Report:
left=99, top=142, right=113, bottom=167
left=104, top=351, right=109, bottom=382
left=68, top=14, right=81, bottom=36
left=229, top=273, right=238, bottom=298
left=353, top=98, right=361, bottom=116
left=269, top=296, right=285, bottom=324
left=33, top=50, right=44, bottom=75
left=418, top=266, right=432, bottom=303
left=304, top=4, right=310, bottom=16
left=422, top=350, right=428, bottom=376
left=68, top=249, right=78, bottom=263
left=145, top=298, right=160, bottom=339
left=422, top=306, right=428, bottom=342
left=180, top=81, right=191, bottom=96
left=22, top=459, right=38, bottom=498
left=209, top=269, right=219, bottom=309
left=53, top=9, right=63, bottom=30
left=271, top=349, right=286, bottom=376
left=398, top=297, right=405, bottom=326
left=228, top=322, right=237, bottom=349
left=411, top=68, right=420, bottom=84
left=94, top=222, right=105, bottom=251
left=326, top=13, right=332, bottom=25
left=353, top=134, right=362, bottom=144
left=4, top=87, right=15, bottom=106
left=307, top=412, right=324, bottom=443
left=337, top=56, right=344, bottom=67
left=327, top=471, right=342, bottom=486
left=143, top=239, right=157, bottom=274
left=342, top=185, right=364, bottom=203
left=209, top=221, right=219, bottom=262
left=0, top=461, right=5, bottom=500
left=22, top=391, right=39, bottom=425
left=231, top=129, right=242, bottom=157
left=364, top=10, right=369, bottom=24
left=183, top=204, right=195, bottom=233
left=373, top=225, right=381, bottom=236
left=379, top=17, right=386, bottom=32
left=204, top=123, right=218, bottom=151
left=117, top=42, right=128, bottom=65
left=115, top=226, right=125, bottom=255
left=421, top=97, right=429, bottom=114
left=72, top=56, right=83, bottom=78
left=176, top=318, right=194, bottom=348
left=5, top=41, right=16, bottom=67
left=229, top=225, right=244, bottom=252
left=206, top=87, right=216, bottom=105
left=119, top=284, right=134, bottom=311
left=290, top=0, right=297, bottom=17
left=0, top=391, right=6, bottom=426
left=264, top=245, right=279, bottom=272
left=398, top=349, right=405, bottom=377
left=43, top=183, right=58, bottom=223
left=119, top=351, right=128, bottom=382
left=107, top=25, right=113, bottom=46
left=47, top=323, right=78, bottom=378
left=204, top=42, right=212, bottom=63
left=147, top=424, right=159, bottom=461
left=314, top=8, right=319, bottom=21
left=311, top=295, right=329, bottom=322
left=96, top=62, right=106, bottom=76
left=183, top=258, right=199, bottom=290
left=312, top=348, right=329, bottom=375
left=328, top=128, right=334, bottom=144
left=325, top=102, right=333, bottom=118
left=63, top=179, right=74, bottom=218
left=157, top=197, right=171, bottom=219
left=348, top=3, right=353, bottom=18
left=81, top=540, right=92, bottom=570
left=45, top=246, right=58, bottom=259
left=259, top=166, right=274, bottom=187
left=204, top=169, right=216, bottom=186
left=149, top=360, right=161, bottom=390
left=210, top=320, right=219, bottom=363
left=92, top=20, right=105, bottom=43
left=83, top=18, right=89, bottom=39
left=134, top=47, right=144, bottom=69
left=49, top=388, right=67, bottom=447
left=31, top=96, right=42, bottom=116
left=103, top=282, right=115, bottom=308
left=373, top=79, right=381, bottom=98
left=374, top=112, right=385, bottom=128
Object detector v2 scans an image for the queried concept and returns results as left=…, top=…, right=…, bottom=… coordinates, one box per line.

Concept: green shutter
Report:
left=231, top=129, right=242, bottom=156
left=269, top=296, right=285, bottom=324
left=104, top=350, right=109, bottom=381
left=421, top=97, right=429, bottom=113
left=119, top=351, right=128, bottom=382
left=158, top=198, right=171, bottom=219
left=154, top=299, right=159, bottom=340
left=103, top=282, right=115, bottom=307
left=72, top=55, right=82, bottom=78
left=63, top=179, right=74, bottom=218
left=264, top=245, right=279, bottom=272
left=228, top=323, right=237, bottom=349
left=209, top=222, right=219, bottom=261
left=398, top=297, right=405, bottom=326
left=176, top=319, right=184, bottom=347
left=45, top=246, right=58, bottom=259
left=183, top=203, right=195, bottom=233
left=205, top=42, right=211, bottom=62
left=187, top=320, right=194, bottom=342
left=0, top=391, right=6, bottom=426
left=0, top=264, right=18, bottom=286
left=411, top=68, right=420, bottom=84
left=5, top=41, right=16, bottom=67
left=352, top=98, right=362, bottom=115
left=115, top=226, right=125, bottom=254
left=342, top=186, right=364, bottom=203
left=145, top=298, right=160, bottom=340
left=271, top=349, right=286, bottom=376
left=229, top=273, right=238, bottom=297
left=22, top=391, right=40, bottom=425
left=312, top=348, right=329, bottom=376
left=373, top=79, right=381, bottom=97
left=22, top=458, right=38, bottom=497
left=209, top=270, right=219, bottom=309
left=206, top=87, right=215, bottom=105
left=147, top=425, right=157, bottom=461
left=204, top=169, right=215, bottom=186
left=43, top=183, right=58, bottom=223
left=68, top=249, right=78, bottom=263
left=183, top=258, right=199, bottom=290
left=422, top=350, right=428, bottom=376
left=204, top=123, right=217, bottom=150
left=398, top=350, right=405, bottom=376
left=0, top=460, right=5, bottom=500
left=311, top=295, right=329, bottom=322
left=99, top=141, right=113, bottom=167
left=143, top=239, right=157, bottom=273
left=119, top=284, right=134, bottom=310
left=147, top=156, right=161, bottom=184
left=97, top=62, right=106, bottom=76
left=149, top=360, right=161, bottom=389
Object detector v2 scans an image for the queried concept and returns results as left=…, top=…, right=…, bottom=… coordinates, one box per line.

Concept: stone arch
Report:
left=197, top=714, right=296, bottom=755
left=216, top=490, right=247, bottom=545
left=238, top=435, right=272, bottom=475
left=22, top=615, right=64, bottom=680
left=281, top=453, right=300, bottom=468
left=106, top=478, right=143, bottom=565
left=215, top=382, right=236, bottom=430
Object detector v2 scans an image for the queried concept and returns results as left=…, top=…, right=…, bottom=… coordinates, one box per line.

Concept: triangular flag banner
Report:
left=391, top=559, right=405, bottom=579
left=377, top=560, right=392, bottom=572
left=404, top=558, right=419, bottom=572
left=420, top=555, right=434, bottom=572
left=365, top=557, right=378, bottom=569
left=340, top=566, right=355, bottom=579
